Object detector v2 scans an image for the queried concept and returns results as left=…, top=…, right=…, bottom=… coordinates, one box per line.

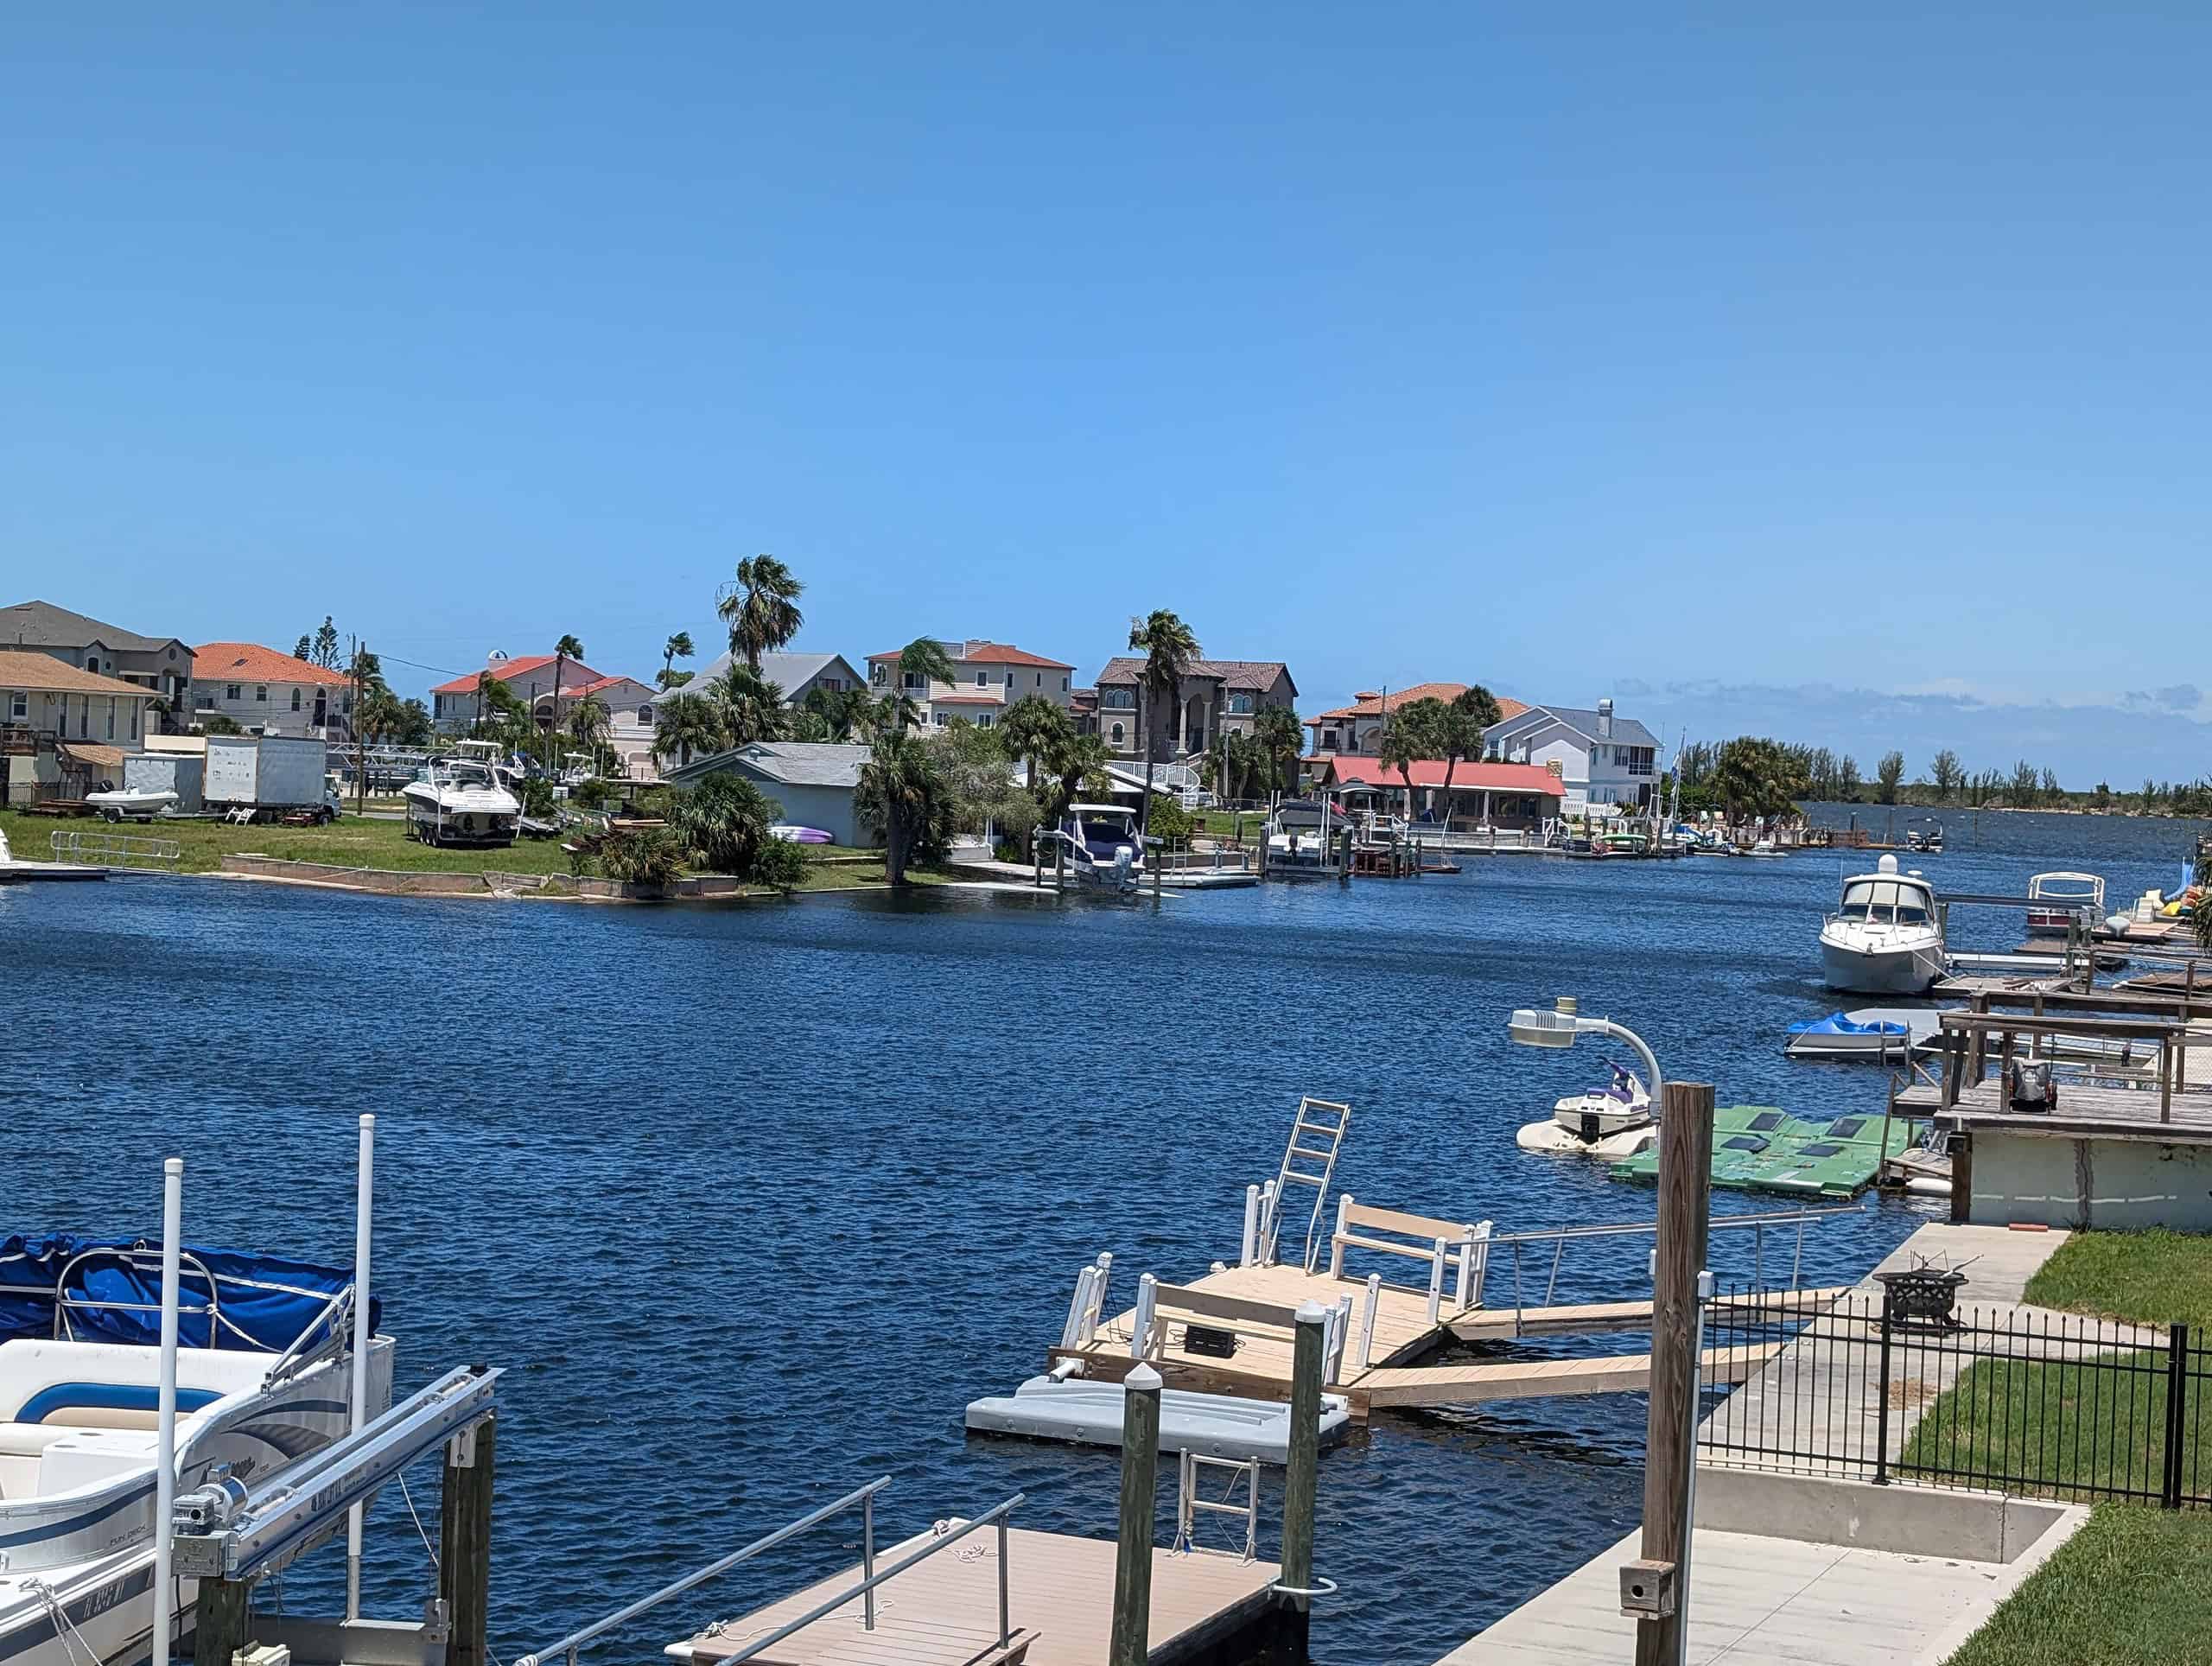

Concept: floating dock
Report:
left=668, top=1524, right=1284, bottom=1666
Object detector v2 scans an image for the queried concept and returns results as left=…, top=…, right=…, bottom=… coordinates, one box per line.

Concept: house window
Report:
left=978, top=714, right=995, bottom=728
left=904, top=672, right=926, bottom=691
left=871, top=664, right=886, bottom=686
left=106, top=700, right=116, bottom=740
left=1035, top=672, right=1043, bottom=687
left=226, top=684, right=241, bottom=701
left=342, top=694, right=353, bottom=714
left=1102, top=688, right=1135, bottom=709
left=975, top=671, right=988, bottom=686
left=1061, top=677, right=1069, bottom=691
left=291, top=688, right=302, bottom=711
left=931, top=712, right=947, bottom=728
left=1229, top=693, right=1255, bottom=715
left=9, top=691, right=25, bottom=721
left=1109, top=722, right=1125, bottom=744
left=638, top=705, right=654, bottom=726
left=255, top=685, right=267, bottom=703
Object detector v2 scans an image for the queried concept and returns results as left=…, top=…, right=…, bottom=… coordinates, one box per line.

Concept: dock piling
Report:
left=1108, top=1363, right=1162, bottom=1666
left=192, top=1578, right=255, bottom=1666
left=1279, top=1301, right=1325, bottom=1618
left=439, top=1414, right=497, bottom=1666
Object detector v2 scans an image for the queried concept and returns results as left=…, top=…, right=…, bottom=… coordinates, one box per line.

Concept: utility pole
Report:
left=353, top=639, right=367, bottom=814
left=1626, top=1081, right=1714, bottom=1666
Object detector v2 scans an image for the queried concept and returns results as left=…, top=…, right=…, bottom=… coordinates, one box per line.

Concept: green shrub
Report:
left=597, top=827, right=683, bottom=887
left=1145, top=797, right=1194, bottom=849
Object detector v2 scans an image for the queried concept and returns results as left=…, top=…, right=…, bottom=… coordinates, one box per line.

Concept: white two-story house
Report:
left=1484, top=698, right=1661, bottom=813
left=192, top=642, right=355, bottom=737
left=865, top=639, right=1076, bottom=730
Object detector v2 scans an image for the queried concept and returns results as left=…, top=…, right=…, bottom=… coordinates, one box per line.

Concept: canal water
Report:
left=3, top=809, right=2199, bottom=1663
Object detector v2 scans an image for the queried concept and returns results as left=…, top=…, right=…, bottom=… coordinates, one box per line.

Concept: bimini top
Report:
left=0, top=1233, right=377, bottom=1351
left=1067, top=804, right=1135, bottom=819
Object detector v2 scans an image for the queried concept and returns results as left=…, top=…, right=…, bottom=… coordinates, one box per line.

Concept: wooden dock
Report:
left=1046, top=1250, right=1845, bottom=1417
left=671, top=1525, right=1281, bottom=1666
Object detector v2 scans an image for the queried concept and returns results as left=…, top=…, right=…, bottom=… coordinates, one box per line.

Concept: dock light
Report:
left=1507, top=997, right=1668, bottom=1110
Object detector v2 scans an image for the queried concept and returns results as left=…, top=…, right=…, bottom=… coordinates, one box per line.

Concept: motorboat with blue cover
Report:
left=1051, top=804, right=1145, bottom=891
left=0, top=1235, right=390, bottom=1666
left=1783, top=1008, right=1937, bottom=1061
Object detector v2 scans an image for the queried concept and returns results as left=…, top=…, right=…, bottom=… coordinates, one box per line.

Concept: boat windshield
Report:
left=1839, top=879, right=1933, bottom=925
left=442, top=762, right=495, bottom=788
left=1077, top=817, right=1134, bottom=847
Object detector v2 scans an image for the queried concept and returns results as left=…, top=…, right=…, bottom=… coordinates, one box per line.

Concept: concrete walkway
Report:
left=1440, top=1513, right=2086, bottom=1665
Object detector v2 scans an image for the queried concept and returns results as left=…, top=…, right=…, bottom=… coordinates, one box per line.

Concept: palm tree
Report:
left=999, top=695, right=1072, bottom=792
left=1127, top=610, right=1200, bottom=843
left=800, top=683, right=878, bottom=741
left=708, top=665, right=789, bottom=747
left=1377, top=699, right=1431, bottom=821
left=569, top=693, right=613, bottom=773
left=659, top=631, right=696, bottom=690
left=1435, top=684, right=1503, bottom=830
left=1040, top=730, right=1111, bottom=823
left=881, top=637, right=960, bottom=731
left=719, top=555, right=804, bottom=672
left=859, top=727, right=938, bottom=885
left=547, top=633, right=583, bottom=773
left=649, top=691, right=729, bottom=773
left=1252, top=705, right=1305, bottom=798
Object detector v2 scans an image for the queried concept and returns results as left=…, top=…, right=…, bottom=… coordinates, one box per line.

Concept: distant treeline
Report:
left=1670, top=740, right=2212, bottom=818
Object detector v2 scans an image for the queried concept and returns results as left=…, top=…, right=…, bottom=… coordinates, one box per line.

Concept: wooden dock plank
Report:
left=677, top=1527, right=1277, bottom=1666
left=1353, top=1343, right=1782, bottom=1411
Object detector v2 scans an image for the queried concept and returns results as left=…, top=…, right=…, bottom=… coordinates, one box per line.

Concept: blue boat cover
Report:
left=0, top=1233, right=378, bottom=1351
left=1787, top=1013, right=1907, bottom=1037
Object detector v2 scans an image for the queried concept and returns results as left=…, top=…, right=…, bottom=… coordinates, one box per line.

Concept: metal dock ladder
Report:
left=1261, top=1097, right=1351, bottom=1271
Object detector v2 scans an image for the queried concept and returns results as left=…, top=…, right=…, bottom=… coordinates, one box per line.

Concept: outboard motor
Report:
left=1115, top=845, right=1135, bottom=886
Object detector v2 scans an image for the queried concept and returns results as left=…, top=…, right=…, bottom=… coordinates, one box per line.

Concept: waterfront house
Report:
left=0, top=651, right=169, bottom=806
left=1090, top=657, right=1298, bottom=760
left=1312, top=756, right=1565, bottom=831
left=683, top=649, right=868, bottom=706
left=560, top=674, right=663, bottom=779
left=1484, top=698, right=1661, bottom=813
left=192, top=642, right=355, bottom=738
left=664, top=741, right=871, bottom=846
left=429, top=651, right=607, bottom=735
left=866, top=640, right=1077, bottom=731
left=1305, top=684, right=1531, bottom=760
left=1, top=600, right=194, bottom=728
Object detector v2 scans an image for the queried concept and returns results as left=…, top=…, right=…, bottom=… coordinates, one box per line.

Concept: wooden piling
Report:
left=192, top=1578, right=255, bottom=1666
left=1108, top=1363, right=1161, bottom=1666
left=1637, top=1082, right=1713, bottom=1666
left=1278, top=1301, right=1325, bottom=1625
left=438, top=1415, right=496, bottom=1666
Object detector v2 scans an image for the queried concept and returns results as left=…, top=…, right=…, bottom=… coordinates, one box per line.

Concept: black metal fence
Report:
left=1695, top=1286, right=2212, bottom=1509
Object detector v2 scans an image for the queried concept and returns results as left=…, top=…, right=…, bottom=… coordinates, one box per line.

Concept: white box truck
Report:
left=204, top=735, right=337, bottom=823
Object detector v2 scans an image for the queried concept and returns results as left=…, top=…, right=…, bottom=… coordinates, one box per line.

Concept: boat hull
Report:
left=1818, top=932, right=1945, bottom=995
left=1516, top=1119, right=1657, bottom=1158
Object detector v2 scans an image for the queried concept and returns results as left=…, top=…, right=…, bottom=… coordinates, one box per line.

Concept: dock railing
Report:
left=49, top=829, right=182, bottom=870
left=1325, top=1195, right=1493, bottom=1327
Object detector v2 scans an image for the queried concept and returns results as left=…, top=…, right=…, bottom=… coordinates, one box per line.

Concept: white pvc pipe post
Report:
left=346, top=1115, right=375, bottom=1620
left=152, top=1158, right=184, bottom=1666
left=1240, top=1186, right=1261, bottom=1268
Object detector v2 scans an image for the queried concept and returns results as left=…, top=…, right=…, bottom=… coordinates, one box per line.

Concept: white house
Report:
left=0, top=650, right=168, bottom=806
left=429, top=651, right=606, bottom=735
left=562, top=674, right=663, bottom=779
left=1484, top=698, right=1661, bottom=812
left=865, top=639, right=1076, bottom=731
left=192, top=642, right=355, bottom=737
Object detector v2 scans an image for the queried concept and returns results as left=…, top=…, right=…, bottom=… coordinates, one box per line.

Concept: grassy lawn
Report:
left=2025, top=1230, right=2212, bottom=1329
left=3, top=809, right=906, bottom=890
left=1943, top=1505, right=2212, bottom=1665
left=1897, top=1350, right=2192, bottom=1503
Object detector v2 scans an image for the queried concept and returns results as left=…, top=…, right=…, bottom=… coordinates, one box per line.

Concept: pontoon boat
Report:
left=2025, top=872, right=2106, bottom=937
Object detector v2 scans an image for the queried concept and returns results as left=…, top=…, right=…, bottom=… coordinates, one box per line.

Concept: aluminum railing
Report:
left=1489, top=1204, right=1861, bottom=1323
left=516, top=1482, right=1026, bottom=1666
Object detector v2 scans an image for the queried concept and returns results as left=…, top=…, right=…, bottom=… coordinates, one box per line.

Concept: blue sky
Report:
left=5, top=8, right=2207, bottom=782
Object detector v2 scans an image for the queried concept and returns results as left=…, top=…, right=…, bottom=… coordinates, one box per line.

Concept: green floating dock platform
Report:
left=1608, top=1103, right=1917, bottom=1199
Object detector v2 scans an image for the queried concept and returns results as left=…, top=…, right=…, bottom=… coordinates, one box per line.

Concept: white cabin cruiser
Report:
left=0, top=1237, right=390, bottom=1666
left=1264, top=800, right=1332, bottom=870
left=1051, top=804, right=1144, bottom=891
left=1819, top=855, right=1947, bottom=995
left=1516, top=1062, right=1658, bottom=1157
left=84, top=787, right=178, bottom=823
left=403, top=757, right=521, bottom=848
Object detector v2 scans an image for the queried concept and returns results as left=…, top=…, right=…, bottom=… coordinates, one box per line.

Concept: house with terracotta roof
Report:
left=1304, top=683, right=1532, bottom=760
left=1090, top=657, right=1298, bottom=761
left=0, top=651, right=168, bottom=806
left=1311, top=754, right=1565, bottom=833
left=560, top=673, right=664, bottom=779
left=428, top=651, right=606, bottom=735
left=191, top=642, right=356, bottom=738
left=863, top=639, right=1077, bottom=733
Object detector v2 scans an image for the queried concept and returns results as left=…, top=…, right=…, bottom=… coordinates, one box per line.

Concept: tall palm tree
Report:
left=1041, top=730, right=1111, bottom=823
left=649, top=692, right=729, bottom=773
left=1436, top=684, right=1503, bottom=830
left=709, top=665, right=789, bottom=747
left=859, top=726, right=937, bottom=885
left=1127, top=610, right=1200, bottom=843
left=999, top=694, right=1072, bottom=792
left=569, top=693, right=613, bottom=773
left=659, top=631, right=696, bottom=690
left=1252, top=705, right=1305, bottom=798
left=548, top=633, right=583, bottom=773
left=1377, top=699, right=1429, bottom=821
left=719, top=555, right=804, bottom=672
left=883, top=636, right=960, bottom=731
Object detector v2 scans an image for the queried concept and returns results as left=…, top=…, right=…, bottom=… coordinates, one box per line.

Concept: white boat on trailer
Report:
left=402, top=752, right=521, bottom=849
left=1818, top=854, right=1947, bottom=995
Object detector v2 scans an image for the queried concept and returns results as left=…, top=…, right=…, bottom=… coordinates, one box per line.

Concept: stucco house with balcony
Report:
left=2, top=600, right=194, bottom=728
left=1484, top=698, right=1661, bottom=812
left=1305, top=683, right=1531, bottom=760
left=0, top=651, right=168, bottom=806
left=429, top=651, right=607, bottom=735
left=1090, top=658, right=1298, bottom=761
left=865, top=640, right=1076, bottom=731
left=192, top=642, right=355, bottom=737
left=561, top=673, right=664, bottom=779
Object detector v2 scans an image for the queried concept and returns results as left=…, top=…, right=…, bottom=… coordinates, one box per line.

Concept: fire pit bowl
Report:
left=1875, top=1265, right=1968, bottom=1326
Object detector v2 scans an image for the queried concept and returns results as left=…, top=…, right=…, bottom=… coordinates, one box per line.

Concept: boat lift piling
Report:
left=153, top=1157, right=185, bottom=1666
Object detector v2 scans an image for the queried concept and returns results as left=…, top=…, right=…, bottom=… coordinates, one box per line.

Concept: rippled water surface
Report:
left=4, top=810, right=2201, bottom=1663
